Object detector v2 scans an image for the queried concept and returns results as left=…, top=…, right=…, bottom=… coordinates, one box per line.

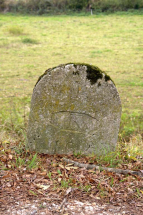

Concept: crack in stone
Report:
left=52, top=111, right=98, bottom=121
left=47, top=122, right=96, bottom=136
left=58, top=129, right=84, bottom=134
left=46, top=122, right=84, bottom=134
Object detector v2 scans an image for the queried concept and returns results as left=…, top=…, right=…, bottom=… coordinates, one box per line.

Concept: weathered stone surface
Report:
left=27, top=63, right=122, bottom=155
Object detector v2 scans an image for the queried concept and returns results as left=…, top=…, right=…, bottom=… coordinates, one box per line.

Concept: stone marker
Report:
left=27, top=63, right=122, bottom=155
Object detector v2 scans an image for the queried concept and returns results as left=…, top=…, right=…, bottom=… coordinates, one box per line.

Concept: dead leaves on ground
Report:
left=0, top=141, right=143, bottom=213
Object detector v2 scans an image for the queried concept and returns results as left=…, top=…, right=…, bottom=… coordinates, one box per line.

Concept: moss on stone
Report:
left=71, top=62, right=114, bottom=85
left=85, top=64, right=103, bottom=85
left=35, top=63, right=115, bottom=87
left=105, top=74, right=111, bottom=82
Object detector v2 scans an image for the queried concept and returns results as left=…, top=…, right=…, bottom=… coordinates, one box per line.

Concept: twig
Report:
left=58, top=187, right=74, bottom=213
left=59, top=196, right=67, bottom=212
left=63, top=158, right=143, bottom=178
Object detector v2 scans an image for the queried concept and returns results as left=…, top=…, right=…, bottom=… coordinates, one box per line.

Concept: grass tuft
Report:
left=7, top=26, right=24, bottom=35
left=27, top=153, right=38, bottom=170
left=21, top=37, right=39, bottom=44
left=96, top=135, right=143, bottom=167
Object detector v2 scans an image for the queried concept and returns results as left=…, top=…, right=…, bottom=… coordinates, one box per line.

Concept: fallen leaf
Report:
left=36, top=184, right=50, bottom=190
left=70, top=166, right=78, bottom=169
left=8, top=154, right=13, bottom=159
left=65, top=166, right=72, bottom=171
left=1, top=156, right=7, bottom=162
left=2, top=140, right=10, bottom=144
left=29, top=190, right=37, bottom=196
left=39, top=171, right=47, bottom=176
left=66, top=187, right=72, bottom=195
left=2, top=174, right=11, bottom=179
left=88, top=170, right=95, bottom=173
left=136, top=204, right=143, bottom=207
left=58, top=178, right=62, bottom=183
left=7, top=165, right=12, bottom=168
left=52, top=163, right=58, bottom=167
left=95, top=196, right=100, bottom=199
left=59, top=164, right=65, bottom=169
left=66, top=163, right=74, bottom=166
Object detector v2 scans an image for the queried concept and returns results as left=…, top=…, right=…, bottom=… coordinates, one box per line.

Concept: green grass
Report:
left=21, top=37, right=39, bottom=44
left=6, top=25, right=25, bottom=35
left=0, top=12, right=143, bottom=151
left=96, top=135, right=143, bottom=167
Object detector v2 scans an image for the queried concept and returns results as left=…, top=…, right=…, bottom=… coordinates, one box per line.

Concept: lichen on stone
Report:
left=35, top=68, right=51, bottom=87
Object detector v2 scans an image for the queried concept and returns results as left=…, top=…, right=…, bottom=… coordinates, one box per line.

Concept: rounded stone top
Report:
left=35, top=63, right=114, bottom=87
left=27, top=63, right=121, bottom=155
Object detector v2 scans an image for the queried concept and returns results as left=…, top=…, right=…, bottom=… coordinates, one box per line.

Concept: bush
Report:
left=92, top=0, right=143, bottom=12
left=0, top=0, right=52, bottom=14
left=68, top=0, right=89, bottom=11
left=0, top=0, right=143, bottom=14
left=0, top=0, right=6, bottom=11
left=25, top=0, right=52, bottom=14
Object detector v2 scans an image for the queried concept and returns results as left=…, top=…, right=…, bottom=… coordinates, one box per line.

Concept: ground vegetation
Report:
left=0, top=0, right=143, bottom=14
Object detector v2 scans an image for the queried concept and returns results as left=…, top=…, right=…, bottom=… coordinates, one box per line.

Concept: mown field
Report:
left=0, top=12, right=143, bottom=149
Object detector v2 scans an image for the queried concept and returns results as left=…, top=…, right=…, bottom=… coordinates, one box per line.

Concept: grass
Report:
left=7, top=25, right=25, bottom=35
left=21, top=37, right=39, bottom=44
left=96, top=134, right=143, bottom=167
left=0, top=12, right=143, bottom=161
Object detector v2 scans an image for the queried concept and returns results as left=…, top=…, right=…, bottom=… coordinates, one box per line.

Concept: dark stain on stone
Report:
left=105, top=74, right=111, bottom=82
left=73, top=71, right=79, bottom=75
left=71, top=63, right=114, bottom=85
left=86, top=64, right=103, bottom=85
left=35, top=63, right=114, bottom=88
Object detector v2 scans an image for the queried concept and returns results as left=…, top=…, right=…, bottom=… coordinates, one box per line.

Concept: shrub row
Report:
left=0, top=0, right=143, bottom=14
